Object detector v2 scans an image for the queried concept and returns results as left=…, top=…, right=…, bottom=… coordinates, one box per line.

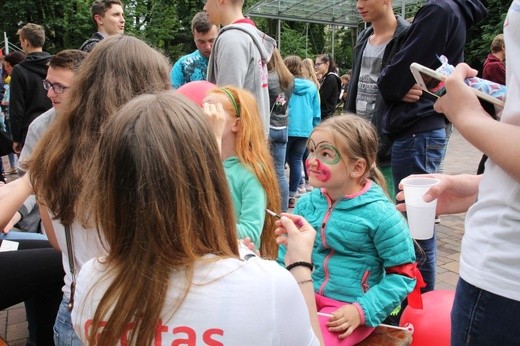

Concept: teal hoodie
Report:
left=287, top=77, right=321, bottom=137
left=223, top=156, right=266, bottom=248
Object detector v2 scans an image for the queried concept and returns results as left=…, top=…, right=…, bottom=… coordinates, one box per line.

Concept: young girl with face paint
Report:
left=203, top=86, right=280, bottom=260
left=278, top=115, right=423, bottom=345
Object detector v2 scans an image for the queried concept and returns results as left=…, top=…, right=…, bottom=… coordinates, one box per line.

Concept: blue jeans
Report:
left=54, top=298, right=82, bottom=346
left=0, top=231, right=47, bottom=241
left=392, top=128, right=446, bottom=292
left=286, top=136, right=307, bottom=196
left=438, top=123, right=453, bottom=173
left=269, top=127, right=289, bottom=212
left=451, top=278, right=520, bottom=345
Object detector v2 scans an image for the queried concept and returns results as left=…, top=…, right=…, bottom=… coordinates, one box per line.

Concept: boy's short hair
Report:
left=4, top=51, right=26, bottom=67
left=91, top=0, right=123, bottom=24
left=191, top=12, right=213, bottom=34
left=17, top=23, right=46, bottom=48
left=490, top=34, right=505, bottom=53
left=49, top=50, right=88, bottom=72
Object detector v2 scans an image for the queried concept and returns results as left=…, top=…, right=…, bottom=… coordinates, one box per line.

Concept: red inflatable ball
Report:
left=176, top=81, right=216, bottom=107
left=400, top=290, right=455, bottom=346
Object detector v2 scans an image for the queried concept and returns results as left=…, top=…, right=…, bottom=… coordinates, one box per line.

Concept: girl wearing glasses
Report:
left=314, top=54, right=341, bottom=120
left=278, top=115, right=422, bottom=345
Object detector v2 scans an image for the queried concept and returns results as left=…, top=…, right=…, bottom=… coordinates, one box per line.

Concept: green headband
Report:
left=221, top=88, right=240, bottom=117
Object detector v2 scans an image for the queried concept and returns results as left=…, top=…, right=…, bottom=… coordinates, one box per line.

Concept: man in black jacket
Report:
left=9, top=23, right=52, bottom=154
left=80, top=0, right=125, bottom=52
left=345, top=0, right=410, bottom=199
left=378, top=0, right=487, bottom=293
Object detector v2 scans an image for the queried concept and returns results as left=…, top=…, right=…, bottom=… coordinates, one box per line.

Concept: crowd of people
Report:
left=1, top=0, right=518, bottom=344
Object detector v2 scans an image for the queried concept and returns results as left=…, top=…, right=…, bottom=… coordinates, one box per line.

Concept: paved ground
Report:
left=0, top=128, right=483, bottom=344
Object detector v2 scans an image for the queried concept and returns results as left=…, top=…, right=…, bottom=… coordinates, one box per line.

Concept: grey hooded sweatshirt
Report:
left=207, top=21, right=276, bottom=136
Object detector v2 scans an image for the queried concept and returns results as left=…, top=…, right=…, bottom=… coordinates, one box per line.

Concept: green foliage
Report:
left=324, top=26, right=353, bottom=74
left=0, top=0, right=205, bottom=61
left=0, top=0, right=92, bottom=54
left=1, top=0, right=507, bottom=77
left=260, top=19, right=327, bottom=62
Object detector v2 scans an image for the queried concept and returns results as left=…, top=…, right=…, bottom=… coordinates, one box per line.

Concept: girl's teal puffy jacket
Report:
left=278, top=180, right=417, bottom=326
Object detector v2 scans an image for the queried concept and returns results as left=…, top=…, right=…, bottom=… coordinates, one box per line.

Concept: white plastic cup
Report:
left=402, top=177, right=440, bottom=240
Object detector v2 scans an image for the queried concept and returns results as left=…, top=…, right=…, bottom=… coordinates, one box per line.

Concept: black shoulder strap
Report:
left=79, top=37, right=101, bottom=52
left=64, top=224, right=76, bottom=311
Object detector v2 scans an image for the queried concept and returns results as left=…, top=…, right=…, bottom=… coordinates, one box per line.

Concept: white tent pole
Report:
left=277, top=19, right=281, bottom=49
left=305, top=23, right=309, bottom=58
left=4, top=32, right=9, bottom=54
left=331, top=25, right=335, bottom=57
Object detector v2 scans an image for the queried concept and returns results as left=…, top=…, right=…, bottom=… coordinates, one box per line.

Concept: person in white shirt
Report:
left=70, top=91, right=322, bottom=345
left=397, top=2, right=520, bottom=343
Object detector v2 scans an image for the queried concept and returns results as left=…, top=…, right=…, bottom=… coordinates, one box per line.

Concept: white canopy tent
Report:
left=246, top=0, right=423, bottom=53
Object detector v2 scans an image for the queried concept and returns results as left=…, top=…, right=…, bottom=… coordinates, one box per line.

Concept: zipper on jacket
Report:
left=361, top=270, right=370, bottom=293
left=318, top=194, right=345, bottom=296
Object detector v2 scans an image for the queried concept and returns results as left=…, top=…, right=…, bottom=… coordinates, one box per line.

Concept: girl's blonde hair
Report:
left=313, top=115, right=389, bottom=197
left=302, top=58, right=320, bottom=88
left=209, top=86, right=281, bottom=259
left=80, top=91, right=239, bottom=345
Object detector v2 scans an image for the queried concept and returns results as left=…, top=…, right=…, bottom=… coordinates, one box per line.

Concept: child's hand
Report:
left=202, top=102, right=226, bottom=148
left=326, top=304, right=362, bottom=339
left=239, top=237, right=260, bottom=256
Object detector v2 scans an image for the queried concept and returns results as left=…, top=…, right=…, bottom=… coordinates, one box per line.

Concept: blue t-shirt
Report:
left=170, top=50, right=209, bottom=89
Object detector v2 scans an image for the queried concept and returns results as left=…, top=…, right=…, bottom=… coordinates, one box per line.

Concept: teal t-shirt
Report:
left=223, top=156, right=266, bottom=248
left=170, top=50, right=209, bottom=89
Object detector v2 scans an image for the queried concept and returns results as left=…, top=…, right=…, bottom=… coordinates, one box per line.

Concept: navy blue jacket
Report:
left=346, top=16, right=410, bottom=166
left=378, top=0, right=487, bottom=140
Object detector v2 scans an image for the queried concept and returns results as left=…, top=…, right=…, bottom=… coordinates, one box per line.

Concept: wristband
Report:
left=286, top=261, right=314, bottom=272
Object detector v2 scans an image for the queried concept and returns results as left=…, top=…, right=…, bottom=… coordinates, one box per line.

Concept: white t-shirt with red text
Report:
left=72, top=255, right=318, bottom=345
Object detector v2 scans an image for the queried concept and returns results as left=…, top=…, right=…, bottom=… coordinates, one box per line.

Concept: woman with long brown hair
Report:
left=26, top=35, right=172, bottom=345
left=70, top=91, right=321, bottom=345
left=267, top=48, right=294, bottom=212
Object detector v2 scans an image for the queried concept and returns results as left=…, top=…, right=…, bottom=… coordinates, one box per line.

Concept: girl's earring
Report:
left=350, top=173, right=357, bottom=179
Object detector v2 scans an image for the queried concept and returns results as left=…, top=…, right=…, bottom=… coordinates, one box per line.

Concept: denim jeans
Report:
left=54, top=298, right=82, bottom=346
left=438, top=123, right=453, bottom=173
left=269, top=127, right=289, bottom=212
left=286, top=136, right=308, bottom=195
left=391, top=128, right=446, bottom=292
left=0, top=231, right=47, bottom=241
left=451, top=278, right=520, bottom=345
